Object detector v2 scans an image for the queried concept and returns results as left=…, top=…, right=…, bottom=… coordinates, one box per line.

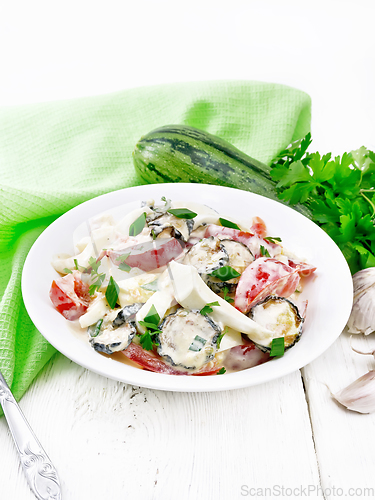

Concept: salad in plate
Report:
left=49, top=198, right=316, bottom=376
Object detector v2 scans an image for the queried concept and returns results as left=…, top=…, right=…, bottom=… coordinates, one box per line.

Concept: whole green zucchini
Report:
left=132, top=125, right=311, bottom=218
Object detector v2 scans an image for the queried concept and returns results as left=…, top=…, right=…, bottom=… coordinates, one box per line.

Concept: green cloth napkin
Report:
left=0, top=80, right=311, bottom=409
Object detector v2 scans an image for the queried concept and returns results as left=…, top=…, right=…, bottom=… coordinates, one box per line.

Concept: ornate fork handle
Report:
left=0, top=371, right=62, bottom=500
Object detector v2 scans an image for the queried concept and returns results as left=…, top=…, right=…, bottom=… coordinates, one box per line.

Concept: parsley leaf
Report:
left=88, top=256, right=101, bottom=275
left=189, top=335, right=207, bottom=352
left=88, top=257, right=106, bottom=296
left=105, top=276, right=120, bottom=309
left=138, top=305, right=161, bottom=351
left=270, top=337, right=285, bottom=357
left=143, top=305, right=160, bottom=327
left=200, top=301, right=220, bottom=315
left=260, top=245, right=271, bottom=257
left=140, top=332, right=154, bottom=351
left=264, top=236, right=282, bottom=244
left=222, top=287, right=234, bottom=304
left=138, top=320, right=161, bottom=331
left=116, top=253, right=131, bottom=272
left=270, top=135, right=375, bottom=274
left=219, top=218, right=240, bottom=230
left=216, top=327, right=227, bottom=350
left=140, top=279, right=159, bottom=292
left=63, top=268, right=72, bottom=274
left=217, top=367, right=226, bottom=375
left=167, top=208, right=197, bottom=219
left=129, top=212, right=147, bottom=237
left=210, top=266, right=241, bottom=281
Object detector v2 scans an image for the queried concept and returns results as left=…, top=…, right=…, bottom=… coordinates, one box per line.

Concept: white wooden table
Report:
left=1, top=2, right=375, bottom=498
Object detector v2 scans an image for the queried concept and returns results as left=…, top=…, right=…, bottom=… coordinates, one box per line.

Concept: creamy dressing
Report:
left=53, top=198, right=313, bottom=375
left=158, top=309, right=219, bottom=369
left=251, top=298, right=302, bottom=348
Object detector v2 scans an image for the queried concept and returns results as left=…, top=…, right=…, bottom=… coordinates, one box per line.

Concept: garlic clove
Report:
left=353, top=267, right=375, bottom=298
left=349, top=335, right=375, bottom=357
left=333, top=370, right=375, bottom=414
left=347, top=267, right=375, bottom=335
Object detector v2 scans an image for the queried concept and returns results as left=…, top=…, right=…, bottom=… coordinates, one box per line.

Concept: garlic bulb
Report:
left=333, top=371, right=375, bottom=414
left=347, top=267, right=375, bottom=335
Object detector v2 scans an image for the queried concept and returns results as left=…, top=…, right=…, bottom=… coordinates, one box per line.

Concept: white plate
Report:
left=22, top=183, right=353, bottom=392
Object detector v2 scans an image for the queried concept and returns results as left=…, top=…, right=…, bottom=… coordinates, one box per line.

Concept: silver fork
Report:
left=0, top=370, right=62, bottom=500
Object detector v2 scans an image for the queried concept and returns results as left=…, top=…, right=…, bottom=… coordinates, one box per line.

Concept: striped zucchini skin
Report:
left=132, top=125, right=311, bottom=218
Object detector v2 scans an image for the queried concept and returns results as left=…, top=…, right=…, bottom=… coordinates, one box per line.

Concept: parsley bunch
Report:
left=270, top=135, right=375, bottom=274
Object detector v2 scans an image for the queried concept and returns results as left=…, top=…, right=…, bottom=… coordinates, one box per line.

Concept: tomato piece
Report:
left=205, top=224, right=254, bottom=243
left=49, top=273, right=90, bottom=320
left=250, top=216, right=267, bottom=238
left=121, top=343, right=221, bottom=376
left=223, top=344, right=270, bottom=371
left=287, top=258, right=317, bottom=278
left=204, top=224, right=279, bottom=259
left=234, top=257, right=300, bottom=313
left=108, top=238, right=183, bottom=272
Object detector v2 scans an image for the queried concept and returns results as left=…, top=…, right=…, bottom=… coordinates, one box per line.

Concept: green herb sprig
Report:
left=270, top=137, right=375, bottom=274
left=260, top=245, right=271, bottom=257
left=200, top=301, right=220, bottom=315
left=167, top=208, right=197, bottom=219
left=222, top=287, right=234, bottom=304
left=88, top=257, right=106, bottom=296
left=105, top=276, right=120, bottom=309
left=269, top=337, right=285, bottom=357
left=210, top=266, right=241, bottom=281
left=264, top=236, right=282, bottom=244
left=138, top=305, right=161, bottom=351
left=216, top=327, right=228, bottom=350
left=129, top=212, right=147, bottom=237
left=115, top=253, right=131, bottom=272
left=219, top=218, right=240, bottom=230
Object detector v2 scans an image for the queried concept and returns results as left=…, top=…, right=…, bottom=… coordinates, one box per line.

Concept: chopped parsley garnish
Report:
left=105, top=276, right=120, bottom=309
left=89, top=318, right=103, bottom=338
left=116, top=253, right=131, bottom=272
left=88, top=257, right=106, bottom=296
left=167, top=208, right=197, bottom=219
left=129, top=212, right=147, bottom=237
left=140, top=279, right=159, bottom=292
left=210, top=266, right=241, bottom=281
left=222, top=287, right=234, bottom=304
left=200, top=301, right=220, bottom=315
left=151, top=229, right=157, bottom=240
left=119, top=262, right=131, bottom=272
left=260, top=245, right=271, bottom=257
left=63, top=268, right=72, bottom=274
left=138, top=305, right=161, bottom=350
left=143, top=305, right=160, bottom=327
left=269, top=337, right=285, bottom=357
left=216, top=327, right=227, bottom=350
left=88, top=256, right=101, bottom=275
left=74, top=258, right=79, bottom=270
left=217, top=367, right=226, bottom=375
left=264, top=236, right=282, bottom=244
left=139, top=332, right=154, bottom=351
left=138, top=320, right=161, bottom=331
left=189, top=335, right=207, bottom=352
left=219, top=218, right=240, bottom=230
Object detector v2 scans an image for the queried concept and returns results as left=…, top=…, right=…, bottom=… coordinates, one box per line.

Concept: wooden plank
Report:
left=0, top=355, right=322, bottom=499
left=302, top=330, right=375, bottom=498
